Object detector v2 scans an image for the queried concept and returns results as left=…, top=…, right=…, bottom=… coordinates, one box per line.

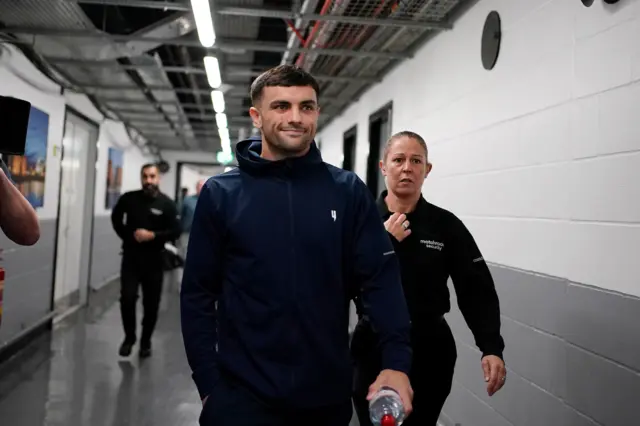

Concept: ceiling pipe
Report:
left=281, top=0, right=319, bottom=65
left=294, top=0, right=333, bottom=67
left=298, top=0, right=348, bottom=72
left=324, top=0, right=389, bottom=76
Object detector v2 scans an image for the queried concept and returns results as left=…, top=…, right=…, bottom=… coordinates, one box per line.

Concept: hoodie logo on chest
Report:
left=331, top=210, right=337, bottom=222
left=150, top=208, right=163, bottom=216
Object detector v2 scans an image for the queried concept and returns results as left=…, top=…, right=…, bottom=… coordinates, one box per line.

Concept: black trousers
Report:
left=199, top=373, right=353, bottom=426
left=120, top=254, right=164, bottom=344
left=351, top=318, right=457, bottom=426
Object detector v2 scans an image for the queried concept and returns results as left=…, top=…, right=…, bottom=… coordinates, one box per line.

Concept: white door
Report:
left=53, top=112, right=98, bottom=314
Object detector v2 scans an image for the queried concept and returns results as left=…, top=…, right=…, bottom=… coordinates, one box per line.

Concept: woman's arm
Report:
left=446, top=213, right=504, bottom=359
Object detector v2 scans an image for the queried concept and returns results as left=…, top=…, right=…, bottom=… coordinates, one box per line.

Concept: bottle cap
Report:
left=380, top=414, right=396, bottom=426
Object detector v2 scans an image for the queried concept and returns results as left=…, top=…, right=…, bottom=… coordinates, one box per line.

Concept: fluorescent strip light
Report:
left=211, top=90, right=225, bottom=113
left=216, top=112, right=227, bottom=129
left=190, top=0, right=216, bottom=47
left=218, top=126, right=229, bottom=141
left=204, top=56, right=221, bottom=89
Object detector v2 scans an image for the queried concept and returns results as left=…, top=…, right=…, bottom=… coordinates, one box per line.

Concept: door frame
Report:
left=174, top=161, right=227, bottom=202
left=366, top=101, right=393, bottom=195
left=342, top=125, right=357, bottom=171
left=51, top=106, right=100, bottom=313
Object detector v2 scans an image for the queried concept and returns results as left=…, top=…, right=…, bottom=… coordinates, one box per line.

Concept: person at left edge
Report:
left=111, top=163, right=180, bottom=358
left=180, top=64, right=413, bottom=426
left=0, top=157, right=40, bottom=246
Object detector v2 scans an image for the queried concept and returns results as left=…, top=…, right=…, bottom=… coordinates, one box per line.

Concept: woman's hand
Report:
left=384, top=212, right=411, bottom=242
left=482, top=355, right=506, bottom=396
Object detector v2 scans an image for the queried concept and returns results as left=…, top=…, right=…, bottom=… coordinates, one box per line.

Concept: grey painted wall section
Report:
left=440, top=264, right=640, bottom=426
left=89, top=215, right=121, bottom=291
left=0, top=219, right=56, bottom=350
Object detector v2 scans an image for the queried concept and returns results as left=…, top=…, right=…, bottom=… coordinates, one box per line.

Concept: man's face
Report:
left=249, top=85, right=320, bottom=158
left=141, top=166, right=160, bottom=195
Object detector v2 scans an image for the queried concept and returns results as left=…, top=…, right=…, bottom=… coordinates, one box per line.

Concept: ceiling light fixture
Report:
left=190, top=0, right=216, bottom=47
left=211, top=90, right=225, bottom=113
left=204, top=56, right=221, bottom=88
left=218, top=126, right=230, bottom=141
left=215, top=112, right=227, bottom=129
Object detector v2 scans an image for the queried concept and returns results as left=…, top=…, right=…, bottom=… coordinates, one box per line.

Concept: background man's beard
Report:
left=143, top=183, right=158, bottom=194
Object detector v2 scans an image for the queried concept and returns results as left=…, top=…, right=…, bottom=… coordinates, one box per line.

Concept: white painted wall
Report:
left=64, top=84, right=156, bottom=216
left=0, top=44, right=64, bottom=220
left=93, top=120, right=155, bottom=215
left=0, top=44, right=155, bottom=221
left=317, top=0, right=640, bottom=297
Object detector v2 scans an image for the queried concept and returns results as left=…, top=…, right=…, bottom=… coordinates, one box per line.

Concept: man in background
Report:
left=173, top=179, right=204, bottom=288
left=111, top=163, right=180, bottom=358
left=180, top=179, right=205, bottom=249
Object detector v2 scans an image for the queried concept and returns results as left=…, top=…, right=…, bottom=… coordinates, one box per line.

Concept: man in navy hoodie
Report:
left=181, top=64, right=413, bottom=426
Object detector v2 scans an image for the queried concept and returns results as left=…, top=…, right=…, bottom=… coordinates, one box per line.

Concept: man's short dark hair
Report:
left=250, top=65, right=320, bottom=105
left=141, top=163, right=158, bottom=175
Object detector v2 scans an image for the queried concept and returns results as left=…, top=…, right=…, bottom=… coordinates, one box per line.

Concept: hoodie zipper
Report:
left=286, top=162, right=297, bottom=393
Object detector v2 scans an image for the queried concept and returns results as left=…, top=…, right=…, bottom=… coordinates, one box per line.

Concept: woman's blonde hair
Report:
left=382, top=130, right=428, bottom=161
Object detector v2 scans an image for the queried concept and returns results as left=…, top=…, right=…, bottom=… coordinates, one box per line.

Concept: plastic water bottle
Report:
left=369, top=386, right=405, bottom=426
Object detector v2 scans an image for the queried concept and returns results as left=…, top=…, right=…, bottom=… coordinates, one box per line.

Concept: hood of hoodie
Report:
left=235, top=136, right=323, bottom=176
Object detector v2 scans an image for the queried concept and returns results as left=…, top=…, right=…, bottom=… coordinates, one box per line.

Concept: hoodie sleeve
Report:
left=180, top=179, right=225, bottom=399
left=350, top=178, right=412, bottom=375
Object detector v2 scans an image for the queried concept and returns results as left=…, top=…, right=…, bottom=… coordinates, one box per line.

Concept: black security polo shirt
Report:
left=368, top=190, right=505, bottom=359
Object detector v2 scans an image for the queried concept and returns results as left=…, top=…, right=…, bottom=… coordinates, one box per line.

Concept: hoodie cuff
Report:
left=192, top=365, right=221, bottom=400
left=381, top=345, right=412, bottom=375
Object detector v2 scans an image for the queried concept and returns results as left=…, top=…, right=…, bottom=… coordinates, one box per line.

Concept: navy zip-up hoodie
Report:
left=180, top=137, right=412, bottom=409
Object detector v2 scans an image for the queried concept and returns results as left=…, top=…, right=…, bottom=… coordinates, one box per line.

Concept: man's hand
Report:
left=482, top=355, right=506, bottom=396
left=367, top=369, right=414, bottom=417
left=384, top=213, right=411, bottom=242
left=134, top=229, right=155, bottom=243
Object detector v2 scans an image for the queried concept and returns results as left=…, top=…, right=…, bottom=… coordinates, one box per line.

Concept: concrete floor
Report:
left=0, top=279, right=360, bottom=426
left=0, top=283, right=201, bottom=426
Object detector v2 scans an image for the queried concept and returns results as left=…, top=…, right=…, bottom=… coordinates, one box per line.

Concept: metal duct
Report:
left=299, top=0, right=349, bottom=73
left=281, top=0, right=319, bottom=65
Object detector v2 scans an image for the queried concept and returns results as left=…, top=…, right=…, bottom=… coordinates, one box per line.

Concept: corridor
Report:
left=1, top=0, right=640, bottom=425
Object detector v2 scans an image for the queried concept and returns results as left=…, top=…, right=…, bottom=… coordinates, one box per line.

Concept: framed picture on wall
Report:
left=3, top=106, right=49, bottom=208
left=105, top=147, right=123, bottom=209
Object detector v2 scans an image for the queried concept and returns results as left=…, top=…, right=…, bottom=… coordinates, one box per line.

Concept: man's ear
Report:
left=379, top=160, right=386, bottom=176
left=249, top=106, right=261, bottom=129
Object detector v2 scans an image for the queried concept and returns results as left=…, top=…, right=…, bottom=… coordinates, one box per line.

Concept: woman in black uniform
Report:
left=351, top=131, right=507, bottom=426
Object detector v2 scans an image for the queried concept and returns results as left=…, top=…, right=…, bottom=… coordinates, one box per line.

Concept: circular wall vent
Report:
left=481, top=11, right=501, bottom=71
left=157, top=160, right=170, bottom=174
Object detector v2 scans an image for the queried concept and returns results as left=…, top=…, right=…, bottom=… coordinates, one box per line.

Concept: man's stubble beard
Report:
left=263, top=128, right=314, bottom=157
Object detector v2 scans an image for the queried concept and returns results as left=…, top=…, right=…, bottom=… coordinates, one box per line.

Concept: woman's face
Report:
left=380, top=136, right=432, bottom=197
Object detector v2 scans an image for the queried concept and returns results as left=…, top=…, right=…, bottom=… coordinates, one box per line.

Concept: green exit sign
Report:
left=217, top=150, right=234, bottom=164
